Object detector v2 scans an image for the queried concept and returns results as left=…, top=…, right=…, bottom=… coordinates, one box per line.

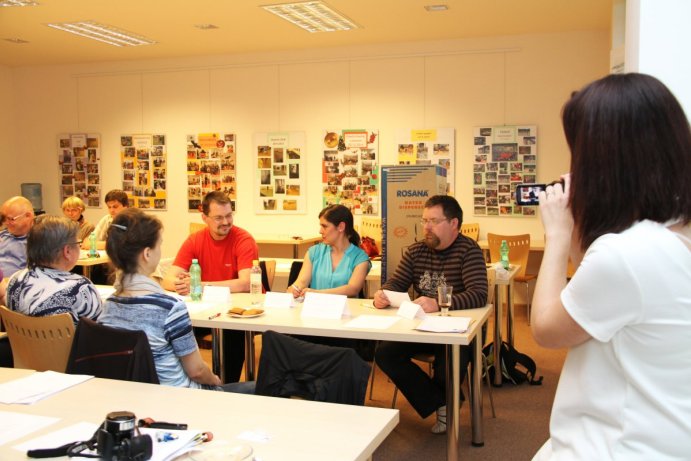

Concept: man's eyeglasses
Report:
left=207, top=213, right=233, bottom=224
left=420, top=218, right=449, bottom=226
left=6, top=212, right=29, bottom=223
left=68, top=239, right=83, bottom=247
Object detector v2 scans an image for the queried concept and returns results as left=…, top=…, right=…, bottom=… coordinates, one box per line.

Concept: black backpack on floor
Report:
left=483, top=341, right=543, bottom=386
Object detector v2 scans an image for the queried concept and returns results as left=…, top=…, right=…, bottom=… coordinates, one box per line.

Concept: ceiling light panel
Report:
left=0, top=0, right=39, bottom=6
left=46, top=21, right=156, bottom=47
left=262, top=1, right=359, bottom=33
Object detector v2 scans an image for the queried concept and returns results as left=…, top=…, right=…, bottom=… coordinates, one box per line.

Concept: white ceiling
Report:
left=0, top=0, right=613, bottom=68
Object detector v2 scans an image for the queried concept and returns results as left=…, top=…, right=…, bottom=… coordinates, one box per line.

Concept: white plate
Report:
left=227, top=310, right=264, bottom=319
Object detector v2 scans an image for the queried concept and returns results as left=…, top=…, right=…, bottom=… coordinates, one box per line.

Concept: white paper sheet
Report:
left=263, top=291, right=293, bottom=309
left=397, top=301, right=426, bottom=320
left=383, top=290, right=411, bottom=308
left=0, top=411, right=59, bottom=447
left=13, top=421, right=97, bottom=453
left=202, top=286, right=231, bottom=304
left=415, top=316, right=472, bottom=333
left=0, top=371, right=93, bottom=405
left=344, top=315, right=400, bottom=330
left=301, top=292, right=349, bottom=319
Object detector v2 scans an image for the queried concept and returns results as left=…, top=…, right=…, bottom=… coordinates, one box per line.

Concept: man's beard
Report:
left=424, top=232, right=440, bottom=249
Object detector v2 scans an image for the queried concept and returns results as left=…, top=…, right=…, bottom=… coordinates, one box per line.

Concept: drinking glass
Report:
left=437, top=285, right=453, bottom=316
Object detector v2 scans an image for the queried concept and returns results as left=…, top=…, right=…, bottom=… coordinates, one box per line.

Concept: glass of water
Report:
left=437, top=285, right=453, bottom=316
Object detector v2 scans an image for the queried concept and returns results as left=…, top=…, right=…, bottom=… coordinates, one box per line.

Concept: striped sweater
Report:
left=382, top=234, right=488, bottom=310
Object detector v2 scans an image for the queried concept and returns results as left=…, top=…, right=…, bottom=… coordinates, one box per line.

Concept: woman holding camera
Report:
left=531, top=73, right=691, bottom=459
left=99, top=208, right=222, bottom=390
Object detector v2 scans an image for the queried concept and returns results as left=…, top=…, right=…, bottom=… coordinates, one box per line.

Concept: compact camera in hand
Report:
left=96, top=411, right=153, bottom=461
left=515, top=179, right=565, bottom=206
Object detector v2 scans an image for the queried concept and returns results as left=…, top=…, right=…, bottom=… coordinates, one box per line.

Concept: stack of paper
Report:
left=0, top=371, right=93, bottom=405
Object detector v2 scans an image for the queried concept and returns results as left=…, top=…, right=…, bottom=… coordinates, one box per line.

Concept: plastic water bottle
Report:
left=88, top=231, right=97, bottom=257
left=250, top=260, right=262, bottom=305
left=500, top=240, right=510, bottom=270
left=190, top=259, right=203, bottom=301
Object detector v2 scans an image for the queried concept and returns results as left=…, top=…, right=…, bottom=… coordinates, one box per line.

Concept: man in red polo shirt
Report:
left=163, top=191, right=258, bottom=383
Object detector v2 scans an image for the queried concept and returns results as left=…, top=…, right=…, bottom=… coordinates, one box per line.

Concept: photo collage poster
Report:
left=321, top=129, right=379, bottom=215
left=395, top=128, right=455, bottom=194
left=120, top=134, right=168, bottom=210
left=186, top=133, right=237, bottom=212
left=253, top=131, right=306, bottom=214
left=472, top=125, right=538, bottom=216
left=57, top=133, right=102, bottom=207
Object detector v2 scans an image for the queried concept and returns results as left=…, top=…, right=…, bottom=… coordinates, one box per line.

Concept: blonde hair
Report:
left=62, top=196, right=86, bottom=211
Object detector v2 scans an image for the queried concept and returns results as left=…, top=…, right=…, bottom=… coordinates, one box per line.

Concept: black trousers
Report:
left=375, top=340, right=471, bottom=418
left=222, top=329, right=246, bottom=383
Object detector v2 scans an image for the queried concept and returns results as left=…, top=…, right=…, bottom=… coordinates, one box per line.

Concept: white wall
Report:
left=625, top=0, right=691, bottom=115
left=4, top=31, right=609, bottom=257
left=0, top=65, right=18, bottom=200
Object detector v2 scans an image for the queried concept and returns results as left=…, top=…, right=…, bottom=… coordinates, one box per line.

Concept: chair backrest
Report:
left=189, top=222, right=205, bottom=234
left=287, top=260, right=303, bottom=287
left=0, top=305, right=75, bottom=372
left=259, top=260, right=276, bottom=292
left=66, top=317, right=159, bottom=384
left=460, top=222, right=480, bottom=241
left=256, top=330, right=371, bottom=405
left=487, top=233, right=531, bottom=278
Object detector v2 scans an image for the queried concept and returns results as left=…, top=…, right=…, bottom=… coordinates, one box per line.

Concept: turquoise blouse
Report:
left=307, top=243, right=371, bottom=291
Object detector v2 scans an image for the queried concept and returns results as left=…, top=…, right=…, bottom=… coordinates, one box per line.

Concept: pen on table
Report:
left=208, top=312, right=221, bottom=320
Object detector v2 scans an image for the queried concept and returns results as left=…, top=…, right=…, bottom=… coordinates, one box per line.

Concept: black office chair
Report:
left=66, top=318, right=159, bottom=384
left=256, top=330, right=371, bottom=405
left=287, top=260, right=303, bottom=288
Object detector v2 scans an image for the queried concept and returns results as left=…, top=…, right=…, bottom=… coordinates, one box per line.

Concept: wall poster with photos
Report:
left=253, top=131, right=306, bottom=214
left=186, top=133, right=237, bottom=212
left=472, top=125, right=537, bottom=217
left=58, top=133, right=102, bottom=207
left=321, top=129, right=379, bottom=215
left=395, top=128, right=455, bottom=194
left=120, top=134, right=168, bottom=210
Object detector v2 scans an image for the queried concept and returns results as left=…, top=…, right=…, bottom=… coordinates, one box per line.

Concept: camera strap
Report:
left=27, top=432, right=99, bottom=459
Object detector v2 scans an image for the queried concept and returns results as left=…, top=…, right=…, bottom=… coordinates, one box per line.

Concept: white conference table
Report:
left=488, top=264, right=519, bottom=386
left=74, top=250, right=110, bottom=280
left=190, top=294, right=494, bottom=459
left=0, top=367, right=398, bottom=461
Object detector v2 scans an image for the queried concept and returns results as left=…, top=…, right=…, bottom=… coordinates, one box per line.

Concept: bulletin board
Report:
left=186, top=132, right=237, bottom=212
left=57, top=133, right=102, bottom=208
left=253, top=131, right=306, bottom=214
left=321, top=129, right=379, bottom=215
left=472, top=125, right=537, bottom=217
left=120, top=134, right=168, bottom=210
left=395, top=128, right=455, bottom=195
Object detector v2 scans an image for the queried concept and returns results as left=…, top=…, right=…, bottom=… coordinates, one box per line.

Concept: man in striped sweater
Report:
left=374, top=195, right=487, bottom=434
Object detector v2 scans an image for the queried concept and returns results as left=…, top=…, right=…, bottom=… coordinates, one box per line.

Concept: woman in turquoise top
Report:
left=289, top=204, right=371, bottom=299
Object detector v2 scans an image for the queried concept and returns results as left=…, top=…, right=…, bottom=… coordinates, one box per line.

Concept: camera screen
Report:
left=515, top=184, right=546, bottom=206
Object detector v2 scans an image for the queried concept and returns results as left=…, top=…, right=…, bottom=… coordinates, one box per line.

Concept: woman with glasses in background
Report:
left=62, top=196, right=95, bottom=242
left=2, top=215, right=101, bottom=325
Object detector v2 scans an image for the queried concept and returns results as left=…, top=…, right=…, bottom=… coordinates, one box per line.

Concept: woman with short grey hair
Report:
left=4, top=215, right=102, bottom=324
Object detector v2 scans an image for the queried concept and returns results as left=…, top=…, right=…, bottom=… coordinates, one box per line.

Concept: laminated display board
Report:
left=186, top=132, right=237, bottom=212
left=57, top=133, right=101, bottom=207
left=321, top=129, right=379, bottom=215
left=472, top=125, right=537, bottom=216
left=381, top=165, right=447, bottom=282
left=120, top=134, right=167, bottom=210
left=395, top=128, right=455, bottom=194
left=253, top=131, right=306, bottom=214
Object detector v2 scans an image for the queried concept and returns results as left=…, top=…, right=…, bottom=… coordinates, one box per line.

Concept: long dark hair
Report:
left=319, top=204, right=361, bottom=246
left=563, top=73, right=691, bottom=251
left=106, top=208, right=162, bottom=275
